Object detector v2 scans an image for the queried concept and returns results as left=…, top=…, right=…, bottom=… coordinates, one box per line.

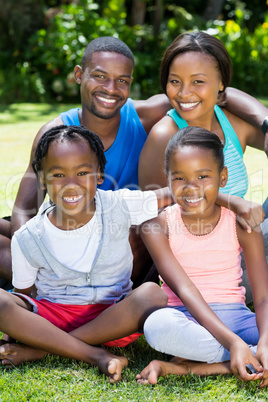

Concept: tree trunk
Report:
left=203, top=0, right=225, bottom=20
left=131, top=0, right=146, bottom=25
left=153, top=0, right=163, bottom=36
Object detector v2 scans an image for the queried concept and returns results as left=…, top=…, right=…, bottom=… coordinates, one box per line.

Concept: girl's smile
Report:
left=40, top=139, right=103, bottom=230
left=168, top=145, right=227, bottom=228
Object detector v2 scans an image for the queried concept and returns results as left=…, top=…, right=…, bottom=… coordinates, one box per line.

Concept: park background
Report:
left=0, top=0, right=268, bottom=401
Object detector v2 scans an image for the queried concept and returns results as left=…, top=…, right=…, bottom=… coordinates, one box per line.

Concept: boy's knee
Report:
left=0, top=289, right=15, bottom=315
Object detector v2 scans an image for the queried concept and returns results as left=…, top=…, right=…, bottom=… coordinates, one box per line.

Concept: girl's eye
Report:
left=170, top=79, right=180, bottom=84
left=53, top=173, right=64, bottom=178
left=78, top=171, right=90, bottom=176
left=194, top=80, right=204, bottom=84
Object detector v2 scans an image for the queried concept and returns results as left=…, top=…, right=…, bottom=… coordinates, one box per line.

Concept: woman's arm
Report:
left=225, top=88, right=268, bottom=130
left=141, top=213, right=263, bottom=381
left=138, top=117, right=177, bottom=190
left=237, top=223, right=268, bottom=387
left=216, top=193, right=265, bottom=232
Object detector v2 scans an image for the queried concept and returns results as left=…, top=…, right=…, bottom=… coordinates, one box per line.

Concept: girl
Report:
left=138, top=31, right=267, bottom=303
left=0, top=125, right=168, bottom=383
left=137, top=127, right=268, bottom=388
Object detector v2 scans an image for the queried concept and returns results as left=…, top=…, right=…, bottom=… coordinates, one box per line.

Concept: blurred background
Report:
left=0, top=0, right=267, bottom=104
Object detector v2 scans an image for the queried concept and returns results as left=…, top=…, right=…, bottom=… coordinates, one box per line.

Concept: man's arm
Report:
left=11, top=116, right=63, bottom=236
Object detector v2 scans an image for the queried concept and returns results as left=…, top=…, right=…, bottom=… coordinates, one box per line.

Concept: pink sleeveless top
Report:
left=162, top=205, right=246, bottom=306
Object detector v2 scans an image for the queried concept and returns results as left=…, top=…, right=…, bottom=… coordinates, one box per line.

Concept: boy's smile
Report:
left=40, top=139, right=103, bottom=230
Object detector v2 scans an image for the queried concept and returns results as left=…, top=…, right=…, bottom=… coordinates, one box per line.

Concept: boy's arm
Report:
left=237, top=223, right=268, bottom=388
left=141, top=213, right=263, bottom=381
left=216, top=193, right=265, bottom=233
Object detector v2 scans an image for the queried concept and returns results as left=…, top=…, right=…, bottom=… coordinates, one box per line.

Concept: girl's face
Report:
left=166, top=52, right=224, bottom=127
left=40, top=139, right=103, bottom=229
left=168, top=145, right=227, bottom=217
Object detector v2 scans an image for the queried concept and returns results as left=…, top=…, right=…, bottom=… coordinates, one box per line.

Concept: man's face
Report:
left=77, top=51, right=133, bottom=120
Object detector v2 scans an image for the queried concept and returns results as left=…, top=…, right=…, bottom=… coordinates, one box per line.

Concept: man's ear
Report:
left=39, top=172, right=46, bottom=190
left=74, top=65, right=83, bottom=84
left=220, top=166, right=228, bottom=188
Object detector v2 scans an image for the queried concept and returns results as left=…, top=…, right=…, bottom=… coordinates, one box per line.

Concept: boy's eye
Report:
left=194, top=80, right=204, bottom=84
left=198, top=175, right=208, bottom=179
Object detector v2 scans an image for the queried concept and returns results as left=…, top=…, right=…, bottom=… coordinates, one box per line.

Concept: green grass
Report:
left=0, top=101, right=268, bottom=401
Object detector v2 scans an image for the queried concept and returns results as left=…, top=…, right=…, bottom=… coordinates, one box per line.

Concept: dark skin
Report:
left=0, top=51, right=267, bottom=283
left=137, top=146, right=268, bottom=387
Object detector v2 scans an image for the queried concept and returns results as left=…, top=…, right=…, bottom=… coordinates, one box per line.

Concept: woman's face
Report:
left=166, top=51, right=224, bottom=127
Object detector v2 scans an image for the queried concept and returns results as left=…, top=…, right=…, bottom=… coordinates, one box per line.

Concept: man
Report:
left=0, top=36, right=267, bottom=288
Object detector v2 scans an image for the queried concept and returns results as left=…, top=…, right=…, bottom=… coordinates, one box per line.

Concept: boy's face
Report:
left=40, top=139, right=103, bottom=229
left=168, top=145, right=227, bottom=218
left=75, top=51, right=133, bottom=120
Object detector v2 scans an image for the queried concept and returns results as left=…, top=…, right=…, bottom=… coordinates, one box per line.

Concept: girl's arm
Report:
left=237, top=223, right=268, bottom=388
left=141, top=212, right=263, bottom=381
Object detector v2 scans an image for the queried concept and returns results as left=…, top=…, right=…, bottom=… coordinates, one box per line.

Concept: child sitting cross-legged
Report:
left=137, top=126, right=268, bottom=388
left=0, top=125, right=169, bottom=383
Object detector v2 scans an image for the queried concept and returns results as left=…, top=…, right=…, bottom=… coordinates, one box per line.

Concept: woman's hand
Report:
left=235, top=199, right=265, bottom=233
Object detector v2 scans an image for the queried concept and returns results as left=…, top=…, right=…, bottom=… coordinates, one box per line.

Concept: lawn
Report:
left=0, top=101, right=268, bottom=401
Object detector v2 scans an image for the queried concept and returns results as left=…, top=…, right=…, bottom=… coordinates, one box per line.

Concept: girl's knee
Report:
left=134, top=282, right=168, bottom=307
left=0, top=289, right=14, bottom=315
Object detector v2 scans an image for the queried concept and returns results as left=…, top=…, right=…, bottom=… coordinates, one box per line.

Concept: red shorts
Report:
left=15, top=294, right=142, bottom=348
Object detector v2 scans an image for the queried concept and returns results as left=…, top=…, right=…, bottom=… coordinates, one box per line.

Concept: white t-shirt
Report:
left=12, top=189, right=158, bottom=289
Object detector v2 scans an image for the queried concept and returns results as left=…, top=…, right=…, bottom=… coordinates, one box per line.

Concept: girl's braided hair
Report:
left=32, top=125, right=106, bottom=176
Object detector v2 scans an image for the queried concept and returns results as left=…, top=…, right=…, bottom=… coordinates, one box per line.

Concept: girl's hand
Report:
left=256, top=342, right=268, bottom=388
left=229, top=340, right=263, bottom=382
left=235, top=199, right=264, bottom=233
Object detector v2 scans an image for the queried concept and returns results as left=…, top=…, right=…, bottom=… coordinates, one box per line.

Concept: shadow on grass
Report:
left=0, top=103, right=80, bottom=124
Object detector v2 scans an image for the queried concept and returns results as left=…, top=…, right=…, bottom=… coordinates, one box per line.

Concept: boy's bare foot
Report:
left=136, top=357, right=231, bottom=385
left=0, top=343, right=46, bottom=367
left=97, top=349, right=128, bottom=384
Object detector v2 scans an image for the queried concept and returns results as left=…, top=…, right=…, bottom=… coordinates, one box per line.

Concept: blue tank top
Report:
left=167, top=105, right=248, bottom=198
left=60, top=99, right=147, bottom=190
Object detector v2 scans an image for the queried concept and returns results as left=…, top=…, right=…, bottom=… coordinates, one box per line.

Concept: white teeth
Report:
left=63, top=195, right=83, bottom=203
left=185, top=197, right=203, bottom=203
left=97, top=96, right=116, bottom=104
left=180, top=102, right=199, bottom=109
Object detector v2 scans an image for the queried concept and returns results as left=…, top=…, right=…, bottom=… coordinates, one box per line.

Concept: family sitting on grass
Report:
left=0, top=34, right=268, bottom=387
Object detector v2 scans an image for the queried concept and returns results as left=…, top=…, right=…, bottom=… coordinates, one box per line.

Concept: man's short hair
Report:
left=81, top=36, right=134, bottom=69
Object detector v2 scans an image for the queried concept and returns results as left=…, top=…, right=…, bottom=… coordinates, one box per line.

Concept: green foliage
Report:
left=0, top=0, right=267, bottom=103
left=209, top=8, right=268, bottom=95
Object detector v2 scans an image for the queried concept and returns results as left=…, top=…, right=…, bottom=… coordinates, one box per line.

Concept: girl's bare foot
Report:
left=137, top=357, right=231, bottom=385
left=0, top=343, right=46, bottom=367
left=97, top=350, right=128, bottom=384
